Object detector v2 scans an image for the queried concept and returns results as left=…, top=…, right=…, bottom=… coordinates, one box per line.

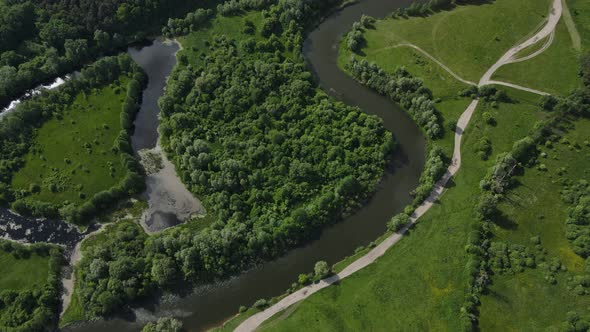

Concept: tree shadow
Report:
left=445, top=176, right=457, bottom=189
left=493, top=211, right=518, bottom=230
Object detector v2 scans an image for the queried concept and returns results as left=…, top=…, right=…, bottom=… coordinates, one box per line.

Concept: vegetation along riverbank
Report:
left=4, top=0, right=590, bottom=331
left=235, top=0, right=590, bottom=330
left=59, top=0, right=401, bottom=327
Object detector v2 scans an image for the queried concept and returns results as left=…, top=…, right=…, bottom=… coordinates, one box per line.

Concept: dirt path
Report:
left=393, top=44, right=477, bottom=86
left=561, top=0, right=581, bottom=51
left=479, top=0, right=562, bottom=85
left=234, top=0, right=561, bottom=330
left=60, top=225, right=105, bottom=317
left=510, top=31, right=555, bottom=64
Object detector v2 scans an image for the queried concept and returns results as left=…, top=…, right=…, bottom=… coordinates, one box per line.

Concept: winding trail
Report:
left=234, top=0, right=561, bottom=330
left=392, top=44, right=477, bottom=86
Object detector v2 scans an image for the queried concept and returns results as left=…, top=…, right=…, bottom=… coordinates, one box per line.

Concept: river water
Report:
left=128, top=40, right=205, bottom=233
left=65, top=0, right=423, bottom=331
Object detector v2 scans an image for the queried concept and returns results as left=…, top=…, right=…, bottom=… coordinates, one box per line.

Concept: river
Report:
left=65, top=0, right=423, bottom=331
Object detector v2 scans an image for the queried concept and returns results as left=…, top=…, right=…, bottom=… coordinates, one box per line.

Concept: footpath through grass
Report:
left=493, top=19, right=581, bottom=96
left=238, top=0, right=557, bottom=328
left=477, top=1, right=590, bottom=329
left=261, top=88, right=545, bottom=330
left=357, top=0, right=551, bottom=82
left=11, top=77, right=130, bottom=205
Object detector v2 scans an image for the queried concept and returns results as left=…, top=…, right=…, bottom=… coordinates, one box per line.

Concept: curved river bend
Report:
left=66, top=0, right=421, bottom=330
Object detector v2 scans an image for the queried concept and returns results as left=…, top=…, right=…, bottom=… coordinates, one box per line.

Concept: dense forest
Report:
left=71, top=0, right=396, bottom=317
left=0, top=0, right=199, bottom=108
left=0, top=54, right=146, bottom=222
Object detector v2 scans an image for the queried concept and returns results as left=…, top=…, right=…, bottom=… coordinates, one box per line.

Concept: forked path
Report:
left=235, top=0, right=561, bottom=330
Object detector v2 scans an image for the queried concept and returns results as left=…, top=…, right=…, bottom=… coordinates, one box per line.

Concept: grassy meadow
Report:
left=356, top=0, right=551, bottom=82
left=479, top=118, right=590, bottom=331
left=0, top=248, right=50, bottom=291
left=261, top=88, right=546, bottom=330
left=569, top=0, right=590, bottom=50
left=11, top=77, right=130, bottom=205
left=339, top=36, right=472, bottom=157
left=493, top=20, right=581, bottom=96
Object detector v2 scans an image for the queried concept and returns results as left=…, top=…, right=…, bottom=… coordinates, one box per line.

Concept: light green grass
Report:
left=563, top=0, right=582, bottom=51
left=178, top=11, right=265, bottom=68
left=493, top=20, right=581, bottom=96
left=359, top=0, right=551, bottom=82
left=481, top=269, right=590, bottom=331
left=479, top=118, right=590, bottom=331
left=12, top=77, right=130, bottom=205
left=0, top=249, right=50, bottom=291
left=261, top=88, right=545, bottom=331
left=569, top=0, right=590, bottom=51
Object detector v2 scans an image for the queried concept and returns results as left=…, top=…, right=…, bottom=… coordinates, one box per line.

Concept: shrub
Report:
left=253, top=298, right=268, bottom=309
left=388, top=212, right=411, bottom=232
left=142, top=317, right=183, bottom=332
left=475, top=136, right=492, bottom=160
left=314, top=261, right=331, bottom=279
left=298, top=273, right=311, bottom=285
left=482, top=112, right=496, bottom=126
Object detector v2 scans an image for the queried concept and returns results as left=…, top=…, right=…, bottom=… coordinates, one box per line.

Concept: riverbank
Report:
left=239, top=0, right=562, bottom=329
left=62, top=0, right=425, bottom=330
left=130, top=39, right=205, bottom=234
left=139, top=144, right=205, bottom=234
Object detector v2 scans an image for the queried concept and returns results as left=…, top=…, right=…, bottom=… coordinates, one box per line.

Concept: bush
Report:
left=346, top=26, right=364, bottom=53
left=298, top=273, right=311, bottom=285
left=388, top=212, right=411, bottom=232
left=314, top=260, right=331, bottom=279
left=482, top=111, right=496, bottom=126
left=511, top=136, right=537, bottom=163
left=253, top=298, right=268, bottom=309
left=360, top=15, right=375, bottom=28
left=142, top=317, right=183, bottom=332
left=447, top=120, right=457, bottom=133
left=475, top=136, right=492, bottom=160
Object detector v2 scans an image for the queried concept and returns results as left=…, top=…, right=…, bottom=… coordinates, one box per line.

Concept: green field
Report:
left=479, top=118, right=590, bottom=330
left=0, top=248, right=50, bottom=291
left=261, top=88, right=545, bottom=330
left=12, top=77, right=130, bottom=205
left=569, top=0, right=590, bottom=50
left=357, top=0, right=551, bottom=82
left=493, top=19, right=581, bottom=96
